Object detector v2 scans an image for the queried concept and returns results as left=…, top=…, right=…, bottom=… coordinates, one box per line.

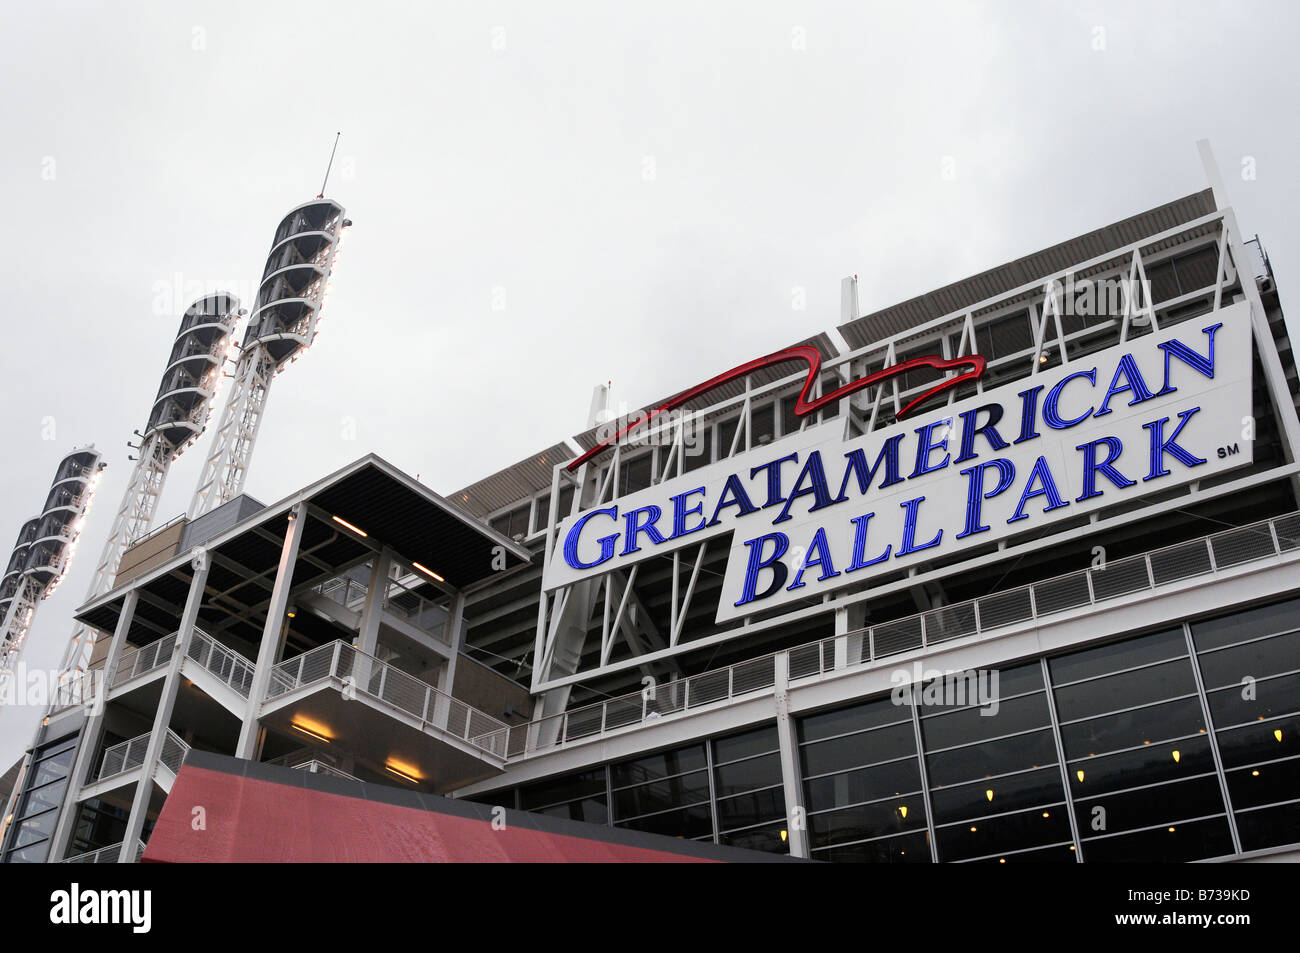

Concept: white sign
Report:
left=544, top=304, right=1254, bottom=624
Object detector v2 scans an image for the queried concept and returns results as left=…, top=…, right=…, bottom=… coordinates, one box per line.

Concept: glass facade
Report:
left=472, top=593, right=1300, bottom=861
left=0, top=735, right=77, bottom=863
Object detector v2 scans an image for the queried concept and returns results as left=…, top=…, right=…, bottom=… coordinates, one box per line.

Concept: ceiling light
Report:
left=331, top=515, right=367, bottom=537
left=412, top=562, right=444, bottom=582
left=385, top=760, right=421, bottom=784
left=291, top=718, right=332, bottom=743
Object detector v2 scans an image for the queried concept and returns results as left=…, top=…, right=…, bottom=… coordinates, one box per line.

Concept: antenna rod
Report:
left=318, top=131, right=342, bottom=198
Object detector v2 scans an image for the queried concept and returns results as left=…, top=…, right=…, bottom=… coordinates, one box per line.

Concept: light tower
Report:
left=0, top=447, right=105, bottom=671
left=187, top=198, right=349, bottom=517
left=57, top=293, right=240, bottom=676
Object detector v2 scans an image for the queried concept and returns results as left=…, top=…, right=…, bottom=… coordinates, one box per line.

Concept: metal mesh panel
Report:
left=564, top=704, right=604, bottom=741
left=1033, top=571, right=1091, bottom=615
left=1275, top=513, right=1300, bottom=552
left=872, top=616, right=923, bottom=656
left=1149, top=540, right=1213, bottom=585
left=1090, top=554, right=1151, bottom=601
left=1211, top=525, right=1277, bottom=567
left=732, top=655, right=775, bottom=695
left=788, top=641, right=825, bottom=679
left=977, top=587, right=1033, bottom=630
left=687, top=669, right=729, bottom=707
left=924, top=603, right=978, bottom=643
left=604, top=694, right=643, bottom=730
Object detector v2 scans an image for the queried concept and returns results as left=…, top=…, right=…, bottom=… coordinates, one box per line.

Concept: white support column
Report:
left=235, top=503, right=308, bottom=759
left=773, top=652, right=809, bottom=859
left=119, top=558, right=209, bottom=862
left=47, top=592, right=138, bottom=861
left=439, top=590, right=467, bottom=697
left=353, top=550, right=392, bottom=694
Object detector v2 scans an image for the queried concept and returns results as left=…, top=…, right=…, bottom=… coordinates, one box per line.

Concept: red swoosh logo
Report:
left=566, top=346, right=986, bottom=472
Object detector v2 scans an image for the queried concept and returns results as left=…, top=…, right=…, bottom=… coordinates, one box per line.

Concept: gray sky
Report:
left=2, top=0, right=1298, bottom=765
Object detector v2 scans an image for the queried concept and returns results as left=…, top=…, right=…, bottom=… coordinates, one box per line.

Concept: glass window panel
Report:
left=1068, top=734, right=1214, bottom=798
left=520, top=768, right=605, bottom=810
left=801, top=722, right=916, bottom=777
left=751, top=404, right=776, bottom=447
left=3, top=841, right=50, bottom=864
left=29, top=748, right=75, bottom=788
left=612, top=769, right=710, bottom=820
left=1053, top=658, right=1197, bottom=722
left=531, top=798, right=608, bottom=825
left=1225, top=757, right=1300, bottom=810
left=809, top=799, right=927, bottom=848
left=1234, top=802, right=1300, bottom=853
left=1082, top=815, right=1232, bottom=862
left=614, top=802, right=713, bottom=840
left=719, top=822, right=789, bottom=854
left=1049, top=627, right=1187, bottom=686
left=682, top=428, right=712, bottom=473
left=930, top=767, right=1066, bottom=825
left=1206, top=671, right=1300, bottom=728
left=804, top=759, right=922, bottom=813
left=920, top=662, right=1045, bottom=711
left=1196, top=630, right=1300, bottom=690
left=1191, top=595, right=1300, bottom=651
left=12, top=807, right=58, bottom=848
left=716, top=787, right=785, bottom=831
left=926, top=729, right=1057, bottom=787
left=619, top=452, right=654, bottom=496
left=713, top=724, right=779, bottom=764
left=1060, top=696, right=1205, bottom=760
left=713, top=752, right=781, bottom=797
left=1215, top=712, right=1300, bottom=769
left=1074, top=775, right=1226, bottom=836
left=921, top=693, right=1051, bottom=750
left=936, top=805, right=1072, bottom=862
left=965, top=842, right=1077, bottom=863
left=799, top=697, right=911, bottom=744
left=813, top=830, right=930, bottom=863
left=15, top=778, right=66, bottom=818
left=611, top=745, right=706, bottom=788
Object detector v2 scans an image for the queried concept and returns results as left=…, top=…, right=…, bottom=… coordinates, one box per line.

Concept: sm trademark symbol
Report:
left=1217, top=443, right=1241, bottom=459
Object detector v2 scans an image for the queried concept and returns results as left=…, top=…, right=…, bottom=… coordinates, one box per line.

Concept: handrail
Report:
left=109, top=633, right=178, bottom=689
left=265, top=641, right=509, bottom=758
left=95, top=731, right=151, bottom=782
left=186, top=629, right=256, bottom=697
left=508, top=509, right=1300, bottom=760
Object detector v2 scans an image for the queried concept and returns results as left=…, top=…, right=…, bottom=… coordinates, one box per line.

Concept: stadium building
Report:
left=3, top=149, right=1299, bottom=863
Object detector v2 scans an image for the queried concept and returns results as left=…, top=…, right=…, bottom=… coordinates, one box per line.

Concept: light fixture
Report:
left=412, top=562, right=444, bottom=583
left=999, top=858, right=1006, bottom=863
left=970, top=826, right=978, bottom=832
left=385, top=759, right=422, bottom=784
left=331, top=515, right=367, bottom=537
left=1275, top=729, right=1284, bottom=742
left=1171, top=749, right=1181, bottom=763
left=898, top=805, right=908, bottom=819
left=1042, top=811, right=1050, bottom=818
left=779, top=829, right=788, bottom=843
left=1168, top=827, right=1176, bottom=833
left=291, top=717, right=332, bottom=743
left=1076, top=770, right=1085, bottom=783
left=985, top=789, right=994, bottom=802
left=1252, top=770, right=1261, bottom=777
left=287, top=604, right=297, bottom=619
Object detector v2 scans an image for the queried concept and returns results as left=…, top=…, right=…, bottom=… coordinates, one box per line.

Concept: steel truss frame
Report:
left=531, top=206, right=1300, bottom=709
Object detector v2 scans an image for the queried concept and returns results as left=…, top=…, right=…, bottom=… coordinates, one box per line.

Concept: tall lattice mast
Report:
left=187, top=198, right=350, bottom=518
left=57, top=293, right=240, bottom=677
left=0, top=447, right=105, bottom=672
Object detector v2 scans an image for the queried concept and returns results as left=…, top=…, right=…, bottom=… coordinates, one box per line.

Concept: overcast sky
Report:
left=2, top=0, right=1298, bottom=765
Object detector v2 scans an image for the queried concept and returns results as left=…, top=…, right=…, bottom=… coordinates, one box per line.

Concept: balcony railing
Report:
left=109, top=633, right=178, bottom=690
left=95, top=732, right=150, bottom=782
left=186, top=629, right=255, bottom=697
left=506, top=509, right=1300, bottom=759
left=62, top=841, right=145, bottom=863
left=95, top=729, right=188, bottom=783
left=290, top=760, right=358, bottom=780
left=265, top=641, right=509, bottom=758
